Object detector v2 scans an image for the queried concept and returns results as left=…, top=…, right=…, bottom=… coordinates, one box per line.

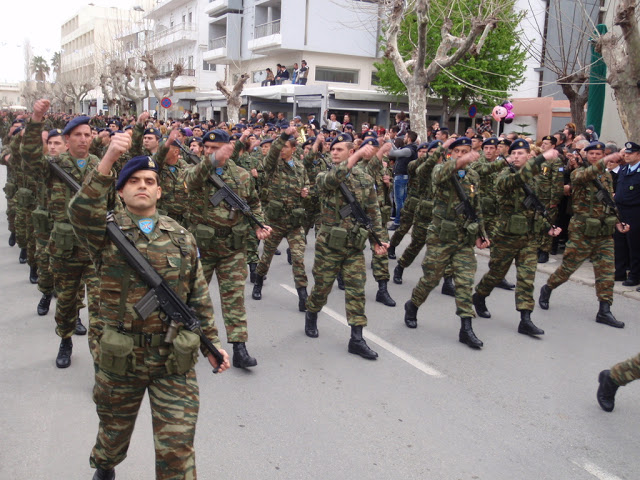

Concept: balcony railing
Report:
left=209, top=36, right=227, bottom=50
left=156, top=69, right=195, bottom=80
left=149, top=23, right=196, bottom=43
left=255, top=19, right=280, bottom=39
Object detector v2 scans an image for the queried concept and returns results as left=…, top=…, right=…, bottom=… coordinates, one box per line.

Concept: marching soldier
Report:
left=538, top=142, right=630, bottom=328
left=304, top=133, right=388, bottom=359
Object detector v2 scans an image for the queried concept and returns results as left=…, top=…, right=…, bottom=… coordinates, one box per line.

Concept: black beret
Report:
left=482, top=137, right=499, bottom=147
left=144, top=127, right=161, bottom=138
left=124, top=125, right=133, bottom=131
left=363, top=130, right=378, bottom=138
left=62, top=116, right=91, bottom=135
left=497, top=138, right=512, bottom=147
left=260, top=138, right=274, bottom=146
left=189, top=137, right=203, bottom=144
left=343, top=123, right=354, bottom=129
left=48, top=129, right=63, bottom=139
left=584, top=141, right=605, bottom=152
left=427, top=140, right=443, bottom=150
left=472, top=134, right=483, bottom=140
left=202, top=129, right=230, bottom=144
left=331, top=133, right=353, bottom=148
left=360, top=138, right=379, bottom=148
left=509, top=139, right=530, bottom=153
left=116, top=156, right=159, bottom=190
left=541, top=135, right=557, bottom=145
left=449, top=137, right=472, bottom=149
left=417, top=142, right=430, bottom=151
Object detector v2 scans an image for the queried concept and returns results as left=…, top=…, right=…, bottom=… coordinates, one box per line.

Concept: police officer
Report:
left=304, top=133, right=388, bottom=359
left=614, top=142, right=640, bottom=286
left=68, top=141, right=230, bottom=480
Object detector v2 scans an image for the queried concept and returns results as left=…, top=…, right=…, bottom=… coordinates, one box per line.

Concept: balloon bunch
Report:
left=491, top=101, right=515, bottom=124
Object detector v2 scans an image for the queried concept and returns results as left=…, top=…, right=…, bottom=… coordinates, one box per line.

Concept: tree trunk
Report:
left=407, top=84, right=428, bottom=142
left=560, top=84, right=588, bottom=133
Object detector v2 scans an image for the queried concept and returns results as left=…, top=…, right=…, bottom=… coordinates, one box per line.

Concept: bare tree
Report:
left=381, top=0, right=510, bottom=140
left=216, top=71, right=250, bottom=124
left=597, top=0, right=640, bottom=140
left=56, top=68, right=95, bottom=113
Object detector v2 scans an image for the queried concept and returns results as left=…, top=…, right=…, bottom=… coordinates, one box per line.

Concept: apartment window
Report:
left=188, top=56, right=193, bottom=70
left=188, top=11, right=193, bottom=23
left=182, top=14, right=186, bottom=23
left=202, top=61, right=216, bottom=71
left=371, top=71, right=380, bottom=86
left=252, top=70, right=267, bottom=83
left=316, top=67, right=359, bottom=84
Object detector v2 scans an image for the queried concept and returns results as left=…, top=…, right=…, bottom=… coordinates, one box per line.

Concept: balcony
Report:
left=145, top=0, right=194, bottom=20
left=153, top=70, right=197, bottom=90
left=204, top=0, right=243, bottom=18
left=248, top=19, right=282, bottom=52
left=202, top=36, right=227, bottom=62
left=203, top=13, right=241, bottom=63
left=148, top=23, right=197, bottom=50
left=156, top=68, right=195, bottom=80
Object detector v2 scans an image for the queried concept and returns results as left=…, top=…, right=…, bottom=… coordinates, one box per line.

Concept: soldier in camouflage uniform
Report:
left=187, top=130, right=271, bottom=368
left=68, top=142, right=230, bottom=480
left=28, top=100, right=100, bottom=368
left=535, top=135, right=565, bottom=263
left=392, top=141, right=442, bottom=285
left=1, top=120, right=24, bottom=248
left=301, top=135, right=326, bottom=236
left=9, top=129, right=32, bottom=265
left=131, top=111, right=161, bottom=157
left=304, top=134, right=388, bottom=359
left=403, top=137, right=491, bottom=349
left=470, top=137, right=516, bottom=291
left=21, top=126, right=68, bottom=316
left=151, top=133, right=192, bottom=225
left=597, top=352, right=640, bottom=412
left=538, top=142, right=630, bottom=328
left=252, top=127, right=310, bottom=311
left=472, top=140, right=562, bottom=337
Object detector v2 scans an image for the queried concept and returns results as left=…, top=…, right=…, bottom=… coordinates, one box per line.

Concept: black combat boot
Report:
left=297, top=286, right=308, bottom=312
left=249, top=263, right=257, bottom=283
left=19, top=247, right=27, bottom=264
left=517, top=310, right=544, bottom=336
left=8, top=232, right=15, bottom=247
left=75, top=318, right=87, bottom=335
left=496, top=278, right=515, bottom=290
left=441, top=276, right=455, bottom=297
left=595, top=301, right=625, bottom=328
left=393, top=264, right=404, bottom=284
left=56, top=337, right=73, bottom=368
left=387, top=245, right=396, bottom=259
left=348, top=325, right=378, bottom=359
left=29, top=265, right=38, bottom=284
left=538, top=284, right=552, bottom=310
left=472, top=293, right=491, bottom=318
left=376, top=281, right=396, bottom=307
left=37, top=293, right=53, bottom=316
left=459, top=317, right=483, bottom=348
left=305, top=311, right=319, bottom=338
left=597, top=369, right=619, bottom=412
left=537, top=249, right=549, bottom=263
left=287, top=248, right=292, bottom=265
left=92, top=467, right=115, bottom=480
left=336, top=271, right=345, bottom=290
left=404, top=300, right=418, bottom=328
left=232, top=342, right=257, bottom=368
left=252, top=275, right=264, bottom=300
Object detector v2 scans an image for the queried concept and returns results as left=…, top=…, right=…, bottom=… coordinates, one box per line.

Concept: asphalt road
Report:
left=1, top=166, right=639, bottom=480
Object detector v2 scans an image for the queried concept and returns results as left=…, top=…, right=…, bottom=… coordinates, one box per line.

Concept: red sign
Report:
left=160, top=97, right=172, bottom=109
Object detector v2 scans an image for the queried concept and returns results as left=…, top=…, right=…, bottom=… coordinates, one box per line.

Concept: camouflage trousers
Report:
left=535, top=208, right=558, bottom=253
left=50, top=245, right=101, bottom=359
left=5, top=193, right=15, bottom=233
left=398, top=213, right=429, bottom=269
left=476, top=232, right=538, bottom=311
left=303, top=195, right=321, bottom=236
left=411, top=229, right=476, bottom=318
left=256, top=220, right=308, bottom=288
left=199, top=238, right=249, bottom=343
left=91, top=350, right=199, bottom=479
left=35, top=226, right=54, bottom=295
left=546, top=226, right=614, bottom=304
left=611, top=351, right=640, bottom=386
left=389, top=196, right=418, bottom=248
left=14, top=202, right=31, bottom=251
left=370, top=229, right=390, bottom=282
left=307, top=229, right=368, bottom=326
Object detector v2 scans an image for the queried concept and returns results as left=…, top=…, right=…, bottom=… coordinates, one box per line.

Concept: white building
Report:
left=0, top=83, right=23, bottom=109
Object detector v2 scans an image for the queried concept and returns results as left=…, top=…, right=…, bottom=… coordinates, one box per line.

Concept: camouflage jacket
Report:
left=316, top=159, right=385, bottom=241
left=20, top=120, right=52, bottom=209
left=68, top=169, right=221, bottom=348
left=470, top=154, right=508, bottom=217
left=186, top=158, right=264, bottom=231
left=431, top=157, right=487, bottom=240
left=570, top=159, right=616, bottom=221
left=302, top=151, right=327, bottom=197
left=263, top=134, right=310, bottom=213
left=534, top=157, right=564, bottom=209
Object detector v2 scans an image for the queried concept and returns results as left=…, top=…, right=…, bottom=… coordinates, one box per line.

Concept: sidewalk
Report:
left=475, top=248, right=640, bottom=302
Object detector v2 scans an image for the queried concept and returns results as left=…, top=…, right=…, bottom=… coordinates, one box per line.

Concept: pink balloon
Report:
left=503, top=101, right=513, bottom=111
left=505, top=112, right=515, bottom=120
left=492, top=106, right=507, bottom=122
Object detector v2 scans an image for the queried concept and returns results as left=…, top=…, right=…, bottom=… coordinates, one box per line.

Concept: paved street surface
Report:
left=1, top=166, right=639, bottom=480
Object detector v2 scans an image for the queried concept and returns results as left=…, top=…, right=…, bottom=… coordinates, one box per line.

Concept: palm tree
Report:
left=31, top=56, right=50, bottom=83
left=51, top=52, right=61, bottom=81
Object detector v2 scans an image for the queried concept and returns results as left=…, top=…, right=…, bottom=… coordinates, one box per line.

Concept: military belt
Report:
left=574, top=214, right=604, bottom=223
left=126, top=332, right=167, bottom=347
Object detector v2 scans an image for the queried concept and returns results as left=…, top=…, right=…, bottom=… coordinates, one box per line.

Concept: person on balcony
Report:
left=261, top=68, right=275, bottom=87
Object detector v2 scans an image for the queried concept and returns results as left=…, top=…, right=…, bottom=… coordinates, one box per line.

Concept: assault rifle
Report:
left=451, top=170, right=487, bottom=242
left=507, top=161, right=558, bottom=229
left=174, top=140, right=265, bottom=229
left=578, top=156, right=626, bottom=226
left=321, top=155, right=383, bottom=247
left=48, top=159, right=225, bottom=373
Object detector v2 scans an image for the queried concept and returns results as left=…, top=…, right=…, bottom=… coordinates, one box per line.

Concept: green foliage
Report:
left=375, top=0, right=526, bottom=114
left=31, top=56, right=50, bottom=83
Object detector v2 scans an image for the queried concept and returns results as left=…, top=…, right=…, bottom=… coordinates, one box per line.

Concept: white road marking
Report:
left=572, top=460, right=624, bottom=480
left=281, top=284, right=445, bottom=378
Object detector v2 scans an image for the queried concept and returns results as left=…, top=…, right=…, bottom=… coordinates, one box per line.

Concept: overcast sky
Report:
left=0, top=0, right=137, bottom=84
